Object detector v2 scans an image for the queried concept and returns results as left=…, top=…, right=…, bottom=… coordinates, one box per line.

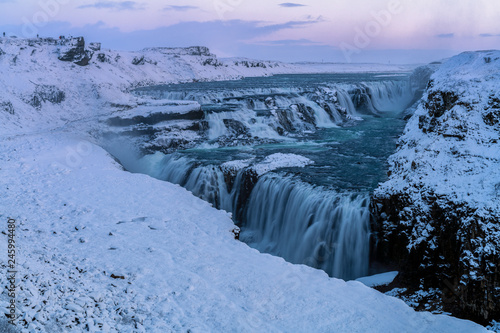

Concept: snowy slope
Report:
left=0, top=37, right=489, bottom=332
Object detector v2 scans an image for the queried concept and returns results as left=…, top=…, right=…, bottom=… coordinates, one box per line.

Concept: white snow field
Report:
left=0, top=37, right=488, bottom=332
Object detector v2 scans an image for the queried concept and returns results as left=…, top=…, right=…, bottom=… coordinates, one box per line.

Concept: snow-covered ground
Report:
left=0, top=37, right=489, bottom=331
left=356, top=271, right=399, bottom=288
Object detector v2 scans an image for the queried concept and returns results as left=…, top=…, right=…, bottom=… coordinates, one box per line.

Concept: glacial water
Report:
left=127, top=73, right=414, bottom=280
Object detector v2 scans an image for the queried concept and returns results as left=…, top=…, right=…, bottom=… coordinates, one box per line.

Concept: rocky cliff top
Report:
left=377, top=50, right=500, bottom=217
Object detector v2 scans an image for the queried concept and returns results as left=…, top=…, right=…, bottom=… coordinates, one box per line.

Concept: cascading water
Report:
left=243, top=175, right=370, bottom=280
left=134, top=74, right=416, bottom=141
left=115, top=73, right=419, bottom=281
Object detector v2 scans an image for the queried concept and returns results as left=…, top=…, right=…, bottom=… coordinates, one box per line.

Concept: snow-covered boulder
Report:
left=372, top=51, right=500, bottom=322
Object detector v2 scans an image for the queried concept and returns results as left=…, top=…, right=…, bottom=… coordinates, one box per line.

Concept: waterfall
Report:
left=243, top=175, right=370, bottom=280
left=133, top=79, right=415, bottom=141
left=134, top=153, right=370, bottom=280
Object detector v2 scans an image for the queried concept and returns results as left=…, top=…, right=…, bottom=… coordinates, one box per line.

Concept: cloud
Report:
left=163, top=5, right=198, bottom=12
left=479, top=33, right=500, bottom=37
left=436, top=33, right=454, bottom=38
left=256, top=39, right=322, bottom=46
left=279, top=3, right=306, bottom=7
left=78, top=1, right=144, bottom=11
left=261, top=16, right=324, bottom=31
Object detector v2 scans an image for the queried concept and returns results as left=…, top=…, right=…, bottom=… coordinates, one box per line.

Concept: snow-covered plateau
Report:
left=0, top=36, right=491, bottom=332
left=372, top=51, right=500, bottom=325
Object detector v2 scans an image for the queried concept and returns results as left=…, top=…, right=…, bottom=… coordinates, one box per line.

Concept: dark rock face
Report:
left=483, top=95, right=500, bottom=126
left=202, top=58, right=223, bottom=67
left=58, top=37, right=94, bottom=66
left=425, top=90, right=459, bottom=118
left=233, top=60, right=267, bottom=68
left=184, top=46, right=212, bottom=56
left=350, top=86, right=375, bottom=114
left=292, top=103, right=316, bottom=126
left=0, top=47, right=5, bottom=56
left=372, top=192, right=500, bottom=322
left=275, top=109, right=296, bottom=133
left=231, top=168, right=260, bottom=222
left=417, top=90, right=473, bottom=140
left=223, top=119, right=249, bottom=137
left=107, top=109, right=204, bottom=127
left=88, top=42, right=101, bottom=51
left=97, top=53, right=111, bottom=63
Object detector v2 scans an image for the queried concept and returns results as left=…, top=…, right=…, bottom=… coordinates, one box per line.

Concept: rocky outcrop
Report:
left=58, top=37, right=94, bottom=66
left=132, top=56, right=157, bottom=66
left=350, top=85, right=374, bottom=113
left=372, top=51, right=500, bottom=323
left=88, top=42, right=101, bottom=52
left=233, top=60, right=268, bottom=68
left=142, top=46, right=214, bottom=57
left=96, top=53, right=111, bottom=63
left=223, top=119, right=249, bottom=137
left=28, top=85, right=65, bottom=109
left=202, top=58, right=223, bottom=67
left=1, top=101, right=14, bottom=114
left=106, top=108, right=204, bottom=127
left=291, top=103, right=316, bottom=126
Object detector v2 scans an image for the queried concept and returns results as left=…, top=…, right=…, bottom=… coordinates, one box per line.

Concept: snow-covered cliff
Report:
left=372, top=51, right=500, bottom=323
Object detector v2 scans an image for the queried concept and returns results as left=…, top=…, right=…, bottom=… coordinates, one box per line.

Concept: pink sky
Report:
left=0, top=0, right=498, bottom=63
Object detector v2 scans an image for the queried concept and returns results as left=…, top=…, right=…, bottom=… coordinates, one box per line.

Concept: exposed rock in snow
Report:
left=57, top=36, right=94, bottom=66
left=372, top=50, right=500, bottom=323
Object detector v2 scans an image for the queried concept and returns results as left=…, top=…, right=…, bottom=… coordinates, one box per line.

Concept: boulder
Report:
left=222, top=119, right=249, bottom=137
